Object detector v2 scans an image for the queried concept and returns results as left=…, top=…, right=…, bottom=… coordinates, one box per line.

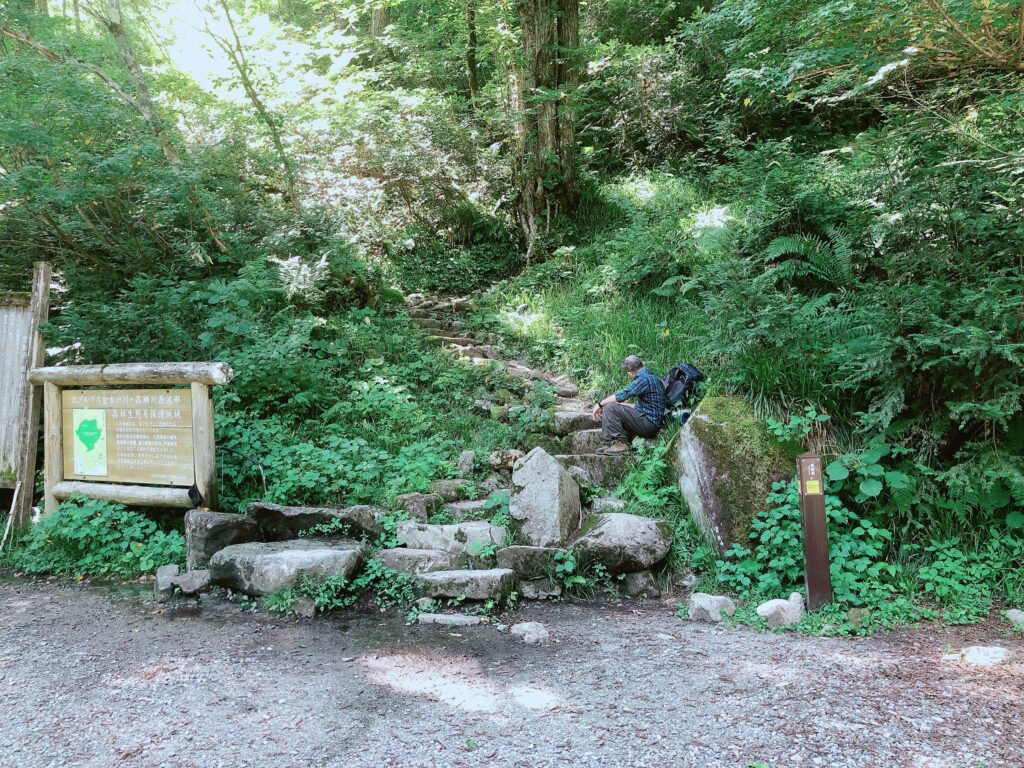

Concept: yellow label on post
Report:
left=805, top=480, right=821, bottom=495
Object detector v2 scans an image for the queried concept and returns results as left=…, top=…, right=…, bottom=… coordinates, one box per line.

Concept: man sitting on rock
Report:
left=591, top=355, right=665, bottom=456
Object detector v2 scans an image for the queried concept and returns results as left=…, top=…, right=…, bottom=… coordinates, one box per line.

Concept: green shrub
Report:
left=6, top=495, right=185, bottom=579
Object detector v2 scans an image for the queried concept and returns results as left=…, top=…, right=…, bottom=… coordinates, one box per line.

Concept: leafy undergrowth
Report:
left=3, top=495, right=185, bottom=579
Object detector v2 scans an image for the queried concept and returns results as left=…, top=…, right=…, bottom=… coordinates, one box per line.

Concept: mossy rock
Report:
left=673, top=396, right=801, bottom=552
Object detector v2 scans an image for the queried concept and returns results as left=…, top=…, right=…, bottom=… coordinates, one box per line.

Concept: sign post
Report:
left=27, top=363, right=233, bottom=513
left=1, top=262, right=51, bottom=533
left=797, top=451, right=832, bottom=611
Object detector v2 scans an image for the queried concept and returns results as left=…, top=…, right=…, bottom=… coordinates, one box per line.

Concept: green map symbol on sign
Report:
left=72, top=408, right=108, bottom=476
left=76, top=419, right=102, bottom=451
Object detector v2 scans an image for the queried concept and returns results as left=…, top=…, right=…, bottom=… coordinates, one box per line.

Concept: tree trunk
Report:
left=513, top=0, right=580, bottom=258
left=102, top=0, right=182, bottom=168
left=466, top=0, right=479, bottom=104
left=212, top=0, right=301, bottom=215
left=371, top=5, right=389, bottom=37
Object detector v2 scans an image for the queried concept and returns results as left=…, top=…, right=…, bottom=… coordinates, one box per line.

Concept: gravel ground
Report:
left=1, top=579, right=1022, bottom=768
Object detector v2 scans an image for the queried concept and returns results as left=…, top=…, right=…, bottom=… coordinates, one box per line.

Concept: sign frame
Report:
left=27, top=362, right=233, bottom=513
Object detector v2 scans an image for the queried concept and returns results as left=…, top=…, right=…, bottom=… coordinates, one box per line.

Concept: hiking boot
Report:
left=596, top=441, right=630, bottom=456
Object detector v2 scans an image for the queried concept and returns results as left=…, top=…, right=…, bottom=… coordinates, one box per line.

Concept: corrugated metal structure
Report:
left=0, top=293, right=33, bottom=488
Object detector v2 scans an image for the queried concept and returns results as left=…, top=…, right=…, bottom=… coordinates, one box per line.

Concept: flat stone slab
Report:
left=417, top=613, right=483, bottom=627
left=248, top=502, right=387, bottom=540
left=210, top=540, right=365, bottom=596
left=376, top=548, right=457, bottom=575
left=415, top=568, right=517, bottom=601
left=552, top=411, right=601, bottom=435
left=555, top=454, right=631, bottom=488
left=397, top=520, right=506, bottom=555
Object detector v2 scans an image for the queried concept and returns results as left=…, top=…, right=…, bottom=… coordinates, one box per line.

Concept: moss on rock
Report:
left=674, top=396, right=800, bottom=551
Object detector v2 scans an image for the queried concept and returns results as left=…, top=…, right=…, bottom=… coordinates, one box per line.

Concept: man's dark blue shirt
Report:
left=614, top=367, right=665, bottom=426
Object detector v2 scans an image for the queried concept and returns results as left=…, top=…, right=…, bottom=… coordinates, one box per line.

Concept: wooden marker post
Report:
left=797, top=452, right=832, bottom=611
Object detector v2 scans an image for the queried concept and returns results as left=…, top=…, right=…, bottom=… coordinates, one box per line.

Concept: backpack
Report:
left=662, top=363, right=705, bottom=422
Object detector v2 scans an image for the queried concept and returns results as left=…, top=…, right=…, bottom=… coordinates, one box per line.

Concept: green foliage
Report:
left=767, top=407, right=830, bottom=443
left=717, top=480, right=897, bottom=606
left=483, top=490, right=511, bottom=528
left=507, top=381, right=557, bottom=433
left=618, top=436, right=676, bottom=507
left=5, top=495, right=185, bottom=579
left=553, top=550, right=588, bottom=592
left=265, top=557, right=417, bottom=615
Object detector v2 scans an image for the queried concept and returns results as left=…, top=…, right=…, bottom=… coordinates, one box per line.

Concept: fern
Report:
left=762, top=227, right=854, bottom=289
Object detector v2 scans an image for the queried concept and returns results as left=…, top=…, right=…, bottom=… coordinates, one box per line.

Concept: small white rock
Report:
left=1005, top=609, right=1024, bottom=627
left=756, top=592, right=805, bottom=628
left=510, top=621, right=550, bottom=645
left=687, top=593, right=735, bottom=623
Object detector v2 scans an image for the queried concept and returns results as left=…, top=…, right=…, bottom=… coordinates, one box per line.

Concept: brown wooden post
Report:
left=797, top=452, right=832, bottom=611
left=42, top=382, right=63, bottom=515
left=191, top=382, right=216, bottom=509
left=13, top=262, right=51, bottom=527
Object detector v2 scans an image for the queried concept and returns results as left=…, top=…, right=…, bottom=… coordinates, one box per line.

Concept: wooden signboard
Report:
left=28, top=362, right=233, bottom=513
left=61, top=389, right=195, bottom=487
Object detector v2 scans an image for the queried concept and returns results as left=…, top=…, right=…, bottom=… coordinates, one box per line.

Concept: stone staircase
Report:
left=405, top=295, right=633, bottom=490
left=165, top=295, right=671, bottom=612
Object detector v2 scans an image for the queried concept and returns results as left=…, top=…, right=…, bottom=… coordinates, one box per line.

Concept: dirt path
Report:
left=1, top=580, right=1021, bottom=768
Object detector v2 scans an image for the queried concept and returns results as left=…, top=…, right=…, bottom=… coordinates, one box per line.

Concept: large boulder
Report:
left=510, top=447, right=581, bottom=547
left=674, top=397, right=800, bottom=552
left=209, top=539, right=365, bottom=596
left=571, top=513, right=672, bottom=574
left=396, top=520, right=506, bottom=555
left=185, top=510, right=261, bottom=570
left=415, top=568, right=517, bottom=601
left=248, top=502, right=388, bottom=540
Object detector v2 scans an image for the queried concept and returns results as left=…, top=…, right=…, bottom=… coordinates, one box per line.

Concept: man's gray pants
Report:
left=601, top=402, right=660, bottom=443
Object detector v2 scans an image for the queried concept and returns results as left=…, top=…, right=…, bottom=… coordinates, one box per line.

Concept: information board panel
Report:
left=61, top=388, right=195, bottom=487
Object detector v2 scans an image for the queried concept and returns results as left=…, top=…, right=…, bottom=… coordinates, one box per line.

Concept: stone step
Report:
left=570, top=428, right=604, bottom=454
left=248, top=501, right=388, bottom=539
left=415, top=568, right=517, bottom=601
left=556, top=453, right=632, bottom=488
left=450, top=344, right=491, bottom=359
left=496, top=545, right=561, bottom=579
left=439, top=499, right=491, bottom=521
left=417, top=613, right=483, bottom=627
left=376, top=547, right=457, bottom=575
left=397, top=520, right=506, bottom=555
left=552, top=411, right=601, bottom=435
left=428, top=335, right=479, bottom=346
left=209, top=539, right=366, bottom=596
